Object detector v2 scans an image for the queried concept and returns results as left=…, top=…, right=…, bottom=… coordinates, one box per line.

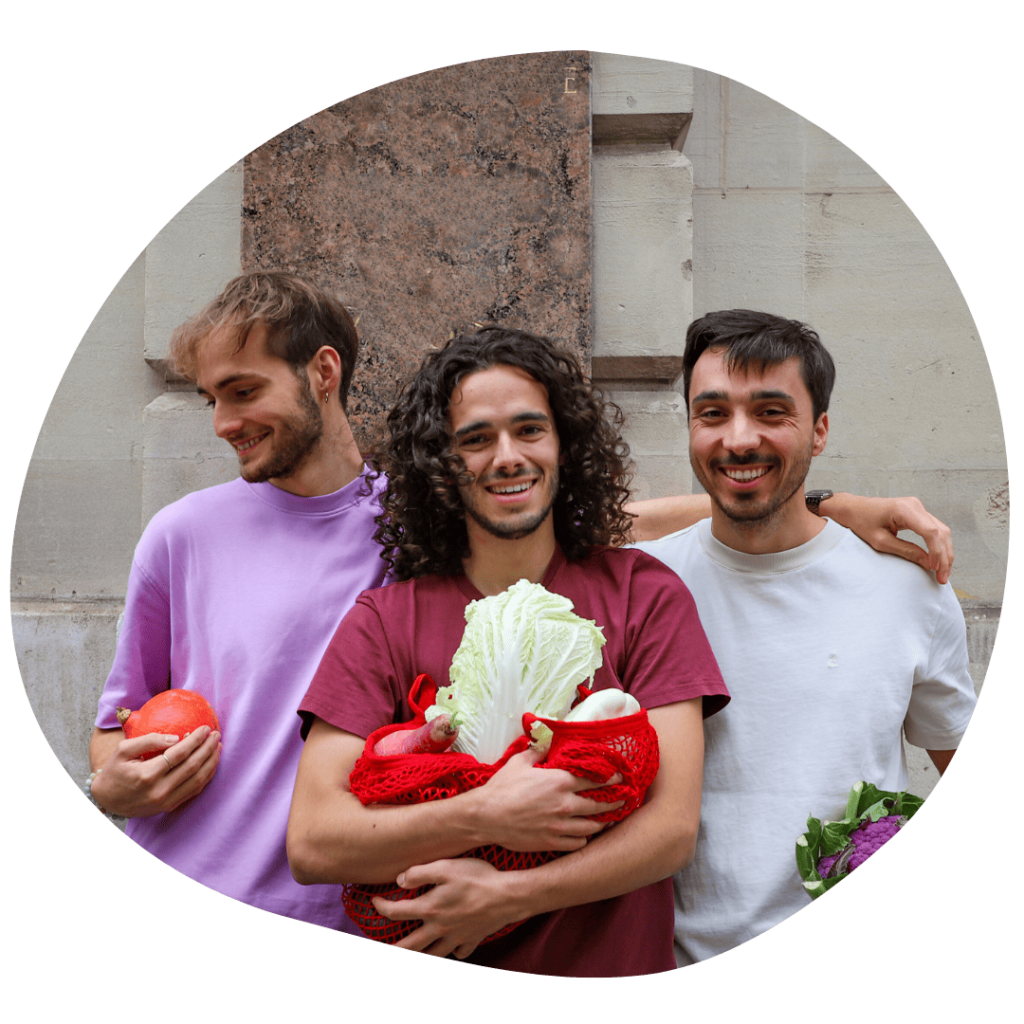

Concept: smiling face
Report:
left=447, top=364, right=561, bottom=544
left=688, top=347, right=828, bottom=550
left=195, top=321, right=325, bottom=487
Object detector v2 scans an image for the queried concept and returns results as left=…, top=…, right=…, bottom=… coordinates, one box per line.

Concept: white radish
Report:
left=563, top=689, right=641, bottom=723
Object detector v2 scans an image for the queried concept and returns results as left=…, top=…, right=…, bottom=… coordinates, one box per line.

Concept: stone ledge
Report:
left=592, top=355, right=683, bottom=386
left=593, top=112, right=692, bottom=148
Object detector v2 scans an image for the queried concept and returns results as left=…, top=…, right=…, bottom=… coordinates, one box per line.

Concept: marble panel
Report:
left=243, top=52, right=592, bottom=451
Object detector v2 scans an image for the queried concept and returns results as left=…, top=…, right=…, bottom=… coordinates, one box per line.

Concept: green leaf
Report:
left=819, top=820, right=854, bottom=858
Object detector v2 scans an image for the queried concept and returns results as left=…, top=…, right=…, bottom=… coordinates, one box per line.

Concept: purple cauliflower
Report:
left=816, top=814, right=907, bottom=878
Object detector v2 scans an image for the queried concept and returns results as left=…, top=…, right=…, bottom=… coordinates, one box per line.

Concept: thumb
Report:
left=515, top=744, right=546, bottom=768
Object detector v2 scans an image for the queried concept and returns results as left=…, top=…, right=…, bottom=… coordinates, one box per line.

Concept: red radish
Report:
left=373, top=714, right=459, bottom=756
left=117, top=690, right=220, bottom=760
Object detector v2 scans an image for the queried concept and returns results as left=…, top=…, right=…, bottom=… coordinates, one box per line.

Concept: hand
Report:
left=91, top=727, right=221, bottom=818
left=823, top=493, right=954, bottom=584
left=468, top=746, right=623, bottom=853
left=372, top=858, right=518, bottom=960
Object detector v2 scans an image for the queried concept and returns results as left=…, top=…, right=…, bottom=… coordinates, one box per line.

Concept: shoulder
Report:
left=132, top=479, right=247, bottom=561
left=829, top=522, right=946, bottom=594
left=143, top=478, right=248, bottom=535
left=576, top=543, right=668, bottom=575
left=572, top=544, right=700, bottom=602
left=627, top=522, right=704, bottom=577
left=355, top=572, right=459, bottom=612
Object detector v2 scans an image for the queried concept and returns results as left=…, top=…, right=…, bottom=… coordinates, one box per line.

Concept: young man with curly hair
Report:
left=289, top=327, right=732, bottom=976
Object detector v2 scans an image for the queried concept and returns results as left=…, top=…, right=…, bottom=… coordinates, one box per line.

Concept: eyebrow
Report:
left=691, top=388, right=795, bottom=404
left=196, top=372, right=267, bottom=397
left=453, top=410, right=551, bottom=440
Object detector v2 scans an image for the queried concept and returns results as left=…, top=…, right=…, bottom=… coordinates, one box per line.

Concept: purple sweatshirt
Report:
left=95, top=471, right=388, bottom=929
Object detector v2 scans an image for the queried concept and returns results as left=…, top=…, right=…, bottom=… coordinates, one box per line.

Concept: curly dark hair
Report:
left=373, top=327, right=634, bottom=580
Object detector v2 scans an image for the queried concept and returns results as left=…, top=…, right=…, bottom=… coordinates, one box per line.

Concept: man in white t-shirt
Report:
left=632, top=309, right=977, bottom=966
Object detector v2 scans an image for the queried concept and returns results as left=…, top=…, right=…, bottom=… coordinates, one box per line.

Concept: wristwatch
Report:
left=805, top=489, right=834, bottom=515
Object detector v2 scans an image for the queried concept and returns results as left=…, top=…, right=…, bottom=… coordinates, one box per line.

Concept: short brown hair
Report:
left=169, top=271, right=360, bottom=409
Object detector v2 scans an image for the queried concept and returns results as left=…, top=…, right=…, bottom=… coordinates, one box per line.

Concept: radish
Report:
left=372, top=714, right=459, bottom=756
left=562, top=689, right=640, bottom=723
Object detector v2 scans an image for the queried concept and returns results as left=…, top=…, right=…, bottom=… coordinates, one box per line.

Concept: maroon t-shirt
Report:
left=300, top=545, right=728, bottom=976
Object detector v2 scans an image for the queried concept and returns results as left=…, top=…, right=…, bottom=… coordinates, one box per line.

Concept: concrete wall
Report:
left=11, top=54, right=1004, bottom=806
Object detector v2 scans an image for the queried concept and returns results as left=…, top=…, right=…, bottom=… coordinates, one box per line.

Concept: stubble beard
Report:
left=693, top=445, right=813, bottom=532
left=462, top=466, right=560, bottom=541
left=240, top=373, right=324, bottom=484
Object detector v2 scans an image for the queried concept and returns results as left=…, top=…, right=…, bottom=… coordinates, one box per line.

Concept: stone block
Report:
left=592, top=53, right=694, bottom=115
left=610, top=389, right=691, bottom=500
left=593, top=148, right=693, bottom=362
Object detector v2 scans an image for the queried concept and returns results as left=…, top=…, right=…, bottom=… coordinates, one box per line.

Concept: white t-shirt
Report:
left=633, top=518, right=976, bottom=965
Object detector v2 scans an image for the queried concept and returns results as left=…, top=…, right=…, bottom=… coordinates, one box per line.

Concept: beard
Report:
left=460, top=466, right=560, bottom=541
left=692, top=445, right=813, bottom=528
left=240, top=373, right=324, bottom=483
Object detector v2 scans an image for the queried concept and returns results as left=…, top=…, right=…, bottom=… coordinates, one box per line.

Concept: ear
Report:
left=307, top=346, right=342, bottom=396
left=812, top=412, right=829, bottom=456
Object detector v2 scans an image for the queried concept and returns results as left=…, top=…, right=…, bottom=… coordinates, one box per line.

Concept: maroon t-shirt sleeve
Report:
left=298, top=593, right=409, bottom=740
left=614, top=550, right=729, bottom=718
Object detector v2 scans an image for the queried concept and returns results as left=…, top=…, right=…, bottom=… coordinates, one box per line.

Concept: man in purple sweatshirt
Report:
left=88, top=271, right=389, bottom=930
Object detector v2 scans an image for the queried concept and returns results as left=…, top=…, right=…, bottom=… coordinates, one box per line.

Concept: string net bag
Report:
left=342, top=674, right=661, bottom=944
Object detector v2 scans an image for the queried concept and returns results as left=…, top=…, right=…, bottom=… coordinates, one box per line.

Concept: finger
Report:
left=888, top=531, right=953, bottom=584
left=161, top=733, right=220, bottom=810
left=119, top=732, right=181, bottom=759
left=513, top=745, right=546, bottom=768
left=573, top=771, right=624, bottom=790
left=159, top=726, right=214, bottom=771
left=392, top=925, right=443, bottom=954
left=372, top=893, right=425, bottom=922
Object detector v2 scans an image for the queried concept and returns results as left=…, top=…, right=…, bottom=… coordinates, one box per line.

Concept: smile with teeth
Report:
left=486, top=480, right=535, bottom=495
left=234, top=433, right=268, bottom=454
left=721, top=465, right=771, bottom=482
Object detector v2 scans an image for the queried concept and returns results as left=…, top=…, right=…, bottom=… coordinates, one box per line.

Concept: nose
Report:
left=722, top=411, right=760, bottom=453
left=212, top=400, right=242, bottom=440
left=492, top=430, right=525, bottom=472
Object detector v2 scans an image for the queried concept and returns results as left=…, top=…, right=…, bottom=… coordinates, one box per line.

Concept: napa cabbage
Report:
left=425, top=579, right=606, bottom=763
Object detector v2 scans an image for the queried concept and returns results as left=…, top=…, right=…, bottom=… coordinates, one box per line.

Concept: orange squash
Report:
left=116, top=690, right=220, bottom=759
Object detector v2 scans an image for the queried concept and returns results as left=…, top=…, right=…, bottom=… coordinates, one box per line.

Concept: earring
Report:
left=324, top=391, right=330, bottom=404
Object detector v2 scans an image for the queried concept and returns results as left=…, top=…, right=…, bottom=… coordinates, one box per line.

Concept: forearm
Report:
left=90, top=727, right=124, bottom=773
left=624, top=494, right=712, bottom=543
left=291, top=794, right=494, bottom=886
left=287, top=722, right=497, bottom=885
left=288, top=718, right=625, bottom=885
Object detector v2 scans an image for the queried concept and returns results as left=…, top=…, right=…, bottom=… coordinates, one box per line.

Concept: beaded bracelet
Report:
left=84, top=769, right=109, bottom=815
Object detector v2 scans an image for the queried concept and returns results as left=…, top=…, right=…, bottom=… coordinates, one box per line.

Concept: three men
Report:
left=632, top=309, right=977, bottom=964
left=289, top=327, right=730, bottom=975
left=88, top=269, right=966, bottom=956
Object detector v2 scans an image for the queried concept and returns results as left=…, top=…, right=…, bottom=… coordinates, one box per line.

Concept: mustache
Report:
left=710, top=454, right=781, bottom=469
left=478, top=469, right=534, bottom=486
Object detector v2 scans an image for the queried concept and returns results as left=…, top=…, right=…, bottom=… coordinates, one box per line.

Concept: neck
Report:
left=462, top=520, right=557, bottom=596
left=710, top=492, right=825, bottom=555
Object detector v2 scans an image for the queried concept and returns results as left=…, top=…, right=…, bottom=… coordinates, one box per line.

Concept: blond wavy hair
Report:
left=169, top=271, right=360, bottom=409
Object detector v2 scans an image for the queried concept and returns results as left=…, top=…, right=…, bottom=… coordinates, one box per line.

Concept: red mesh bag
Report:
left=342, top=673, right=661, bottom=944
